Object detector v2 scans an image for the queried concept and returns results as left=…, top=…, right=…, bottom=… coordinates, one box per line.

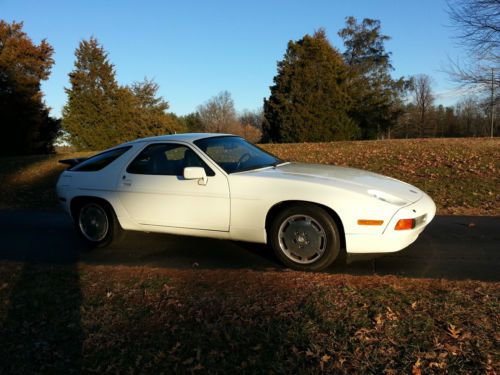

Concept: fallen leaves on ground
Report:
left=0, top=138, right=498, bottom=215
left=0, top=151, right=93, bottom=210
left=0, top=262, right=497, bottom=374
left=263, top=138, right=500, bottom=216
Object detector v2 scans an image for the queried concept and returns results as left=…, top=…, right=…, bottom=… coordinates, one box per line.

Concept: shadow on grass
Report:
left=0, top=152, right=92, bottom=210
left=0, top=263, right=83, bottom=374
left=0, top=210, right=499, bottom=281
left=0, top=210, right=497, bottom=372
left=0, top=154, right=67, bottom=210
left=0, top=207, right=84, bottom=373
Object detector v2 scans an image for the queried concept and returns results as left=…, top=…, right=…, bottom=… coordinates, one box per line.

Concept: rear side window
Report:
left=71, top=146, right=132, bottom=172
left=126, top=143, right=215, bottom=176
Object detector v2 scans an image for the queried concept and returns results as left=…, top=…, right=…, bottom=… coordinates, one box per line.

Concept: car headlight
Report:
left=367, top=190, right=407, bottom=206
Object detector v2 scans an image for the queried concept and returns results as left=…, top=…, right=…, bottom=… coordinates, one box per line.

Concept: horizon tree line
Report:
left=0, top=1, right=498, bottom=154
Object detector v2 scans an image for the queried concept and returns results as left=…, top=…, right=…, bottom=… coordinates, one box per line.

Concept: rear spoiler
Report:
left=58, top=158, right=88, bottom=168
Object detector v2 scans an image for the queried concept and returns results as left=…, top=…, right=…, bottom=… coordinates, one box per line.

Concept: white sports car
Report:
left=57, top=133, right=436, bottom=271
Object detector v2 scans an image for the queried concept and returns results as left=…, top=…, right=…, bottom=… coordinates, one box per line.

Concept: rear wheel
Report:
left=269, top=204, right=341, bottom=271
left=75, top=200, right=122, bottom=248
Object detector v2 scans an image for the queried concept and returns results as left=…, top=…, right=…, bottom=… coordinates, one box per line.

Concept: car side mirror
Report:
left=183, top=167, right=208, bottom=185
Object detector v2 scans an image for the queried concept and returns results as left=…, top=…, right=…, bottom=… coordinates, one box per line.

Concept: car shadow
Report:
left=0, top=210, right=498, bottom=281
left=0, top=212, right=83, bottom=374
left=0, top=263, right=83, bottom=374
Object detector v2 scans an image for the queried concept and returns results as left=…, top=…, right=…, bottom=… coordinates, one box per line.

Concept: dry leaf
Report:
left=412, top=358, right=422, bottom=375
left=321, top=354, right=331, bottom=362
left=447, top=323, right=462, bottom=339
left=374, top=313, right=384, bottom=326
left=429, top=361, right=446, bottom=369
left=386, top=307, right=398, bottom=321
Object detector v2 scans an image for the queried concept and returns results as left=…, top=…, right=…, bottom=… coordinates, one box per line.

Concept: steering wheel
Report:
left=236, top=153, right=251, bottom=170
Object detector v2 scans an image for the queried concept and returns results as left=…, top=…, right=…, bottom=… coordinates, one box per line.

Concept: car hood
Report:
left=260, top=162, right=423, bottom=204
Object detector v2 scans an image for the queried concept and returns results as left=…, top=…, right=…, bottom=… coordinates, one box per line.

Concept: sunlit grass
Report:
left=1, top=138, right=498, bottom=215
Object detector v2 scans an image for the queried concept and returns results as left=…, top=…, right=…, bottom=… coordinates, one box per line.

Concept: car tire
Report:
left=75, top=200, right=123, bottom=248
left=269, top=204, right=341, bottom=271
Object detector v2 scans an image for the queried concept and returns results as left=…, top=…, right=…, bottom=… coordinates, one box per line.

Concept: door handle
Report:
left=122, top=175, right=132, bottom=186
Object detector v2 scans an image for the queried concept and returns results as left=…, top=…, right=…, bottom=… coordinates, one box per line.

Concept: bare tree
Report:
left=195, top=92, right=263, bottom=141
left=197, top=91, right=237, bottom=133
left=239, top=109, right=263, bottom=129
left=456, top=96, right=481, bottom=135
left=413, top=75, right=435, bottom=137
left=447, top=0, right=499, bottom=136
left=447, top=0, right=500, bottom=58
left=237, top=109, right=263, bottom=142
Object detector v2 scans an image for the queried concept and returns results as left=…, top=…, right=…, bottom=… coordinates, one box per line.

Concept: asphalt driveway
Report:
left=0, top=209, right=498, bottom=281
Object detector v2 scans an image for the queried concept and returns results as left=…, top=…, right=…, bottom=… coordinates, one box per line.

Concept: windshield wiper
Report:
left=233, top=160, right=287, bottom=173
left=272, top=160, right=287, bottom=167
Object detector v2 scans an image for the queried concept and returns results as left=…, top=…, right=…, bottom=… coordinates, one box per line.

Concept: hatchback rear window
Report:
left=70, top=146, right=132, bottom=172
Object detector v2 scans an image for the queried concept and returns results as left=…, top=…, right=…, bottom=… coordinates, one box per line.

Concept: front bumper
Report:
left=345, top=192, right=436, bottom=254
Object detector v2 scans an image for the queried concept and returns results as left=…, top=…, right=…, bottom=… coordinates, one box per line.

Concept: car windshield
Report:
left=194, top=136, right=282, bottom=174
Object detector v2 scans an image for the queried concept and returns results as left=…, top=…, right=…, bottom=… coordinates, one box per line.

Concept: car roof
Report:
left=126, top=133, right=235, bottom=145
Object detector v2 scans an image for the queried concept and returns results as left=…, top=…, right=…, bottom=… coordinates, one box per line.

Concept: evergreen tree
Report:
left=62, top=37, right=121, bottom=150
left=339, top=17, right=409, bottom=139
left=130, top=78, right=185, bottom=137
left=63, top=39, right=182, bottom=150
left=263, top=30, right=357, bottom=143
left=180, top=112, right=204, bottom=132
left=0, top=21, right=59, bottom=155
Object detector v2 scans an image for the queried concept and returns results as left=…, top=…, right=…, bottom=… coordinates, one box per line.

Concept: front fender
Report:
left=227, top=174, right=399, bottom=243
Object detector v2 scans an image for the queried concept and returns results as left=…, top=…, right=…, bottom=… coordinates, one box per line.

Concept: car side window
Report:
left=71, top=146, right=132, bottom=172
left=126, top=143, right=215, bottom=176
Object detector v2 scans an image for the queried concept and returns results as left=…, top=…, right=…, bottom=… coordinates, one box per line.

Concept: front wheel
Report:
left=75, top=200, right=122, bottom=248
left=269, top=204, right=341, bottom=271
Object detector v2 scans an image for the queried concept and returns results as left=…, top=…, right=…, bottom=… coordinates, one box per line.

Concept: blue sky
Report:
left=1, top=0, right=465, bottom=117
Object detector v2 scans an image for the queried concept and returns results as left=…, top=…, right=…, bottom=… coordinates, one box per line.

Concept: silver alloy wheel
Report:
left=277, top=214, right=327, bottom=264
left=78, top=203, right=109, bottom=242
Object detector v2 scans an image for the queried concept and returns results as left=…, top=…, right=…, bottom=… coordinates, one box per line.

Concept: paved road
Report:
left=0, top=209, right=498, bottom=281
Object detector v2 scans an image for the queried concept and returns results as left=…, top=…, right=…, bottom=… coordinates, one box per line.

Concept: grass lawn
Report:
left=1, top=138, right=498, bottom=215
left=263, top=138, right=499, bottom=216
left=0, top=137, right=498, bottom=373
left=0, top=263, right=498, bottom=374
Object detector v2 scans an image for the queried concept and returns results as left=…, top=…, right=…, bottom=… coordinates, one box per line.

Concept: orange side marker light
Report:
left=357, top=219, right=384, bottom=226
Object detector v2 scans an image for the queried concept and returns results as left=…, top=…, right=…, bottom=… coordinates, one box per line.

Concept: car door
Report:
left=117, top=142, right=230, bottom=231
